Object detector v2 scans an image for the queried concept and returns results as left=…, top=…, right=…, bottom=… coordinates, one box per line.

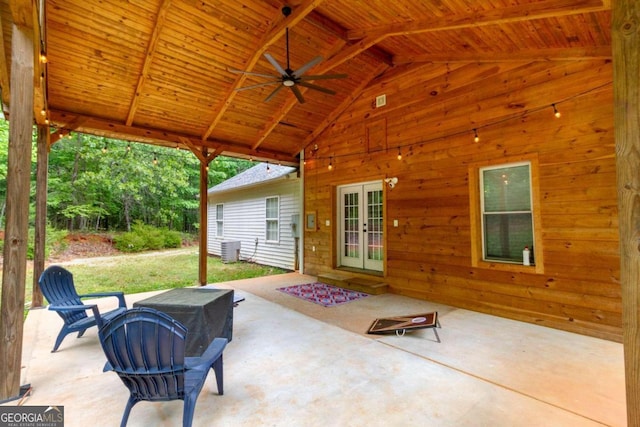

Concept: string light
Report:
left=126, top=143, right=131, bottom=152
left=397, top=147, right=402, bottom=160
left=552, top=103, right=561, bottom=118
left=473, top=129, right=479, bottom=143
left=102, top=143, right=108, bottom=154
left=39, top=52, right=47, bottom=63
left=266, top=163, right=271, bottom=173
left=328, top=157, right=333, bottom=170
left=153, top=153, right=158, bottom=165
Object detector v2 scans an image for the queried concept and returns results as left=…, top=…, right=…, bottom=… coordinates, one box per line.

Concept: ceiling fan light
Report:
left=283, top=79, right=295, bottom=87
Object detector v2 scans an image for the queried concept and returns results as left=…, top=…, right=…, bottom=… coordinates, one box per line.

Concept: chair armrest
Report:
left=79, top=292, right=127, bottom=308
left=48, top=304, right=103, bottom=326
left=187, top=338, right=227, bottom=370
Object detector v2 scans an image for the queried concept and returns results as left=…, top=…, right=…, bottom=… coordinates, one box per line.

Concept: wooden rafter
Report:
left=126, top=0, right=172, bottom=126
left=346, top=0, right=611, bottom=40
left=200, top=0, right=325, bottom=141
left=394, top=46, right=612, bottom=64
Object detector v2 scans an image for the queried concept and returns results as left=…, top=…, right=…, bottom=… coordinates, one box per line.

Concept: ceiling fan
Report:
left=230, top=6, right=347, bottom=104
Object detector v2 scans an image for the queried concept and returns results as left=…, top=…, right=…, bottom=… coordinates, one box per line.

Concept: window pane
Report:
left=266, top=220, right=278, bottom=241
left=216, top=204, right=223, bottom=219
left=483, top=165, right=531, bottom=212
left=216, top=222, right=223, bottom=236
left=483, top=213, right=533, bottom=262
left=266, top=198, right=278, bottom=219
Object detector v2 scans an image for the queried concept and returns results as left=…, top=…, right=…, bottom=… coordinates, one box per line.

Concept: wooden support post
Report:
left=198, top=149, right=209, bottom=285
left=32, top=124, right=49, bottom=308
left=613, top=1, right=640, bottom=424
left=0, top=23, right=34, bottom=401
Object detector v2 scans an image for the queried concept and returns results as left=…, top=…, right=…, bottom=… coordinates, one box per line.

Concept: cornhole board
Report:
left=367, top=312, right=441, bottom=342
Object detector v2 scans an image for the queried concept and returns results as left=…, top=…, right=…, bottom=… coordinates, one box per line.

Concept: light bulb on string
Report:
left=126, top=143, right=131, bottom=152
left=473, top=129, right=480, bottom=143
left=397, top=147, right=402, bottom=160
left=552, top=103, right=561, bottom=118
left=153, top=153, right=158, bottom=166
left=266, top=163, right=271, bottom=173
left=328, top=157, right=333, bottom=171
left=102, top=143, right=107, bottom=154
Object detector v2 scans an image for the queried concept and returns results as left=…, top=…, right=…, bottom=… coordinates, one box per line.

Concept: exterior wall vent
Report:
left=375, top=94, right=386, bottom=108
left=220, top=241, right=241, bottom=263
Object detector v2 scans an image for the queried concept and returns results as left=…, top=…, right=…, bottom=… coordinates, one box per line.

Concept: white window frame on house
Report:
left=469, top=155, right=544, bottom=274
left=265, top=196, right=279, bottom=243
left=215, top=203, right=224, bottom=237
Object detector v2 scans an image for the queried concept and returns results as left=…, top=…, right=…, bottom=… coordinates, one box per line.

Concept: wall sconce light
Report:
left=384, top=177, right=398, bottom=189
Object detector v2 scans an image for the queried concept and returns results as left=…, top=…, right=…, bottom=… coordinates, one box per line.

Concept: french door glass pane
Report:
left=367, top=190, right=383, bottom=261
left=344, top=192, right=359, bottom=258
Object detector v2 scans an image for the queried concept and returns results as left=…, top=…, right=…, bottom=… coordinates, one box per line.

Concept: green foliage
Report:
left=114, top=222, right=182, bottom=252
left=0, top=118, right=253, bottom=235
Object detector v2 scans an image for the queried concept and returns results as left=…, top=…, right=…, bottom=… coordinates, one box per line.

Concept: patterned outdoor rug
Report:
left=277, top=282, right=369, bottom=307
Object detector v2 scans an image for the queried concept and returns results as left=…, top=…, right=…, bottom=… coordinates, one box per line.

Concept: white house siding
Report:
left=207, top=176, right=300, bottom=271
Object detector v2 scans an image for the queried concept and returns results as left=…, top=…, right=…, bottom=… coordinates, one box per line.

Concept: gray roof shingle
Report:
left=208, top=163, right=298, bottom=194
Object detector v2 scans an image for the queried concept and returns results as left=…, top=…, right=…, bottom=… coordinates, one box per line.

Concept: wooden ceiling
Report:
left=0, top=0, right=611, bottom=165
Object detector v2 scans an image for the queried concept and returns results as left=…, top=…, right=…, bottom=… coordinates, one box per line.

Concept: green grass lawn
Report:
left=18, top=250, right=288, bottom=307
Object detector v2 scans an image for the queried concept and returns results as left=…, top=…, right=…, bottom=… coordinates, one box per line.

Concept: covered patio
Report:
left=9, top=273, right=625, bottom=426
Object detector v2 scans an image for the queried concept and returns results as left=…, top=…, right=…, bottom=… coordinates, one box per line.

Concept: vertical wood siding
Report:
left=207, top=178, right=300, bottom=271
left=304, top=60, right=620, bottom=341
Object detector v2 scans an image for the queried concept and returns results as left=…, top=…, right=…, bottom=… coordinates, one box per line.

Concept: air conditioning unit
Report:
left=220, top=241, right=241, bottom=263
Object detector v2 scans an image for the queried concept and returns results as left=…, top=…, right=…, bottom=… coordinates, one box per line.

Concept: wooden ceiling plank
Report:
left=200, top=0, right=325, bottom=141
left=346, top=0, right=611, bottom=40
left=300, top=63, right=389, bottom=151
left=394, top=46, right=612, bottom=64
left=125, top=0, right=172, bottom=126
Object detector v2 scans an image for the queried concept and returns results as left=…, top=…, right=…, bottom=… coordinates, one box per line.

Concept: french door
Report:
left=338, top=181, right=383, bottom=272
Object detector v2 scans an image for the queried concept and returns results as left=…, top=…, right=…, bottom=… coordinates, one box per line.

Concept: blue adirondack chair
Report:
left=98, top=307, right=227, bottom=427
left=38, top=265, right=127, bottom=352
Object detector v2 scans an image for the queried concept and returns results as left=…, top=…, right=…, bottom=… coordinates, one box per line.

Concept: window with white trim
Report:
left=215, top=204, right=224, bottom=237
left=265, top=196, right=279, bottom=242
left=480, top=162, right=534, bottom=264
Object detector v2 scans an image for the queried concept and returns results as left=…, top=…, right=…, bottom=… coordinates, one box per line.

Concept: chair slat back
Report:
left=38, top=266, right=88, bottom=324
left=99, top=308, right=188, bottom=401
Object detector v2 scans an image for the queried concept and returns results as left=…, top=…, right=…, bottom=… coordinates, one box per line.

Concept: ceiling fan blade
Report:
left=299, top=73, right=348, bottom=81
left=264, top=53, right=287, bottom=76
left=298, top=81, right=336, bottom=95
left=264, top=84, right=285, bottom=102
left=293, top=56, right=323, bottom=77
left=236, top=81, right=281, bottom=92
left=290, top=85, right=305, bottom=104
left=228, top=68, right=278, bottom=79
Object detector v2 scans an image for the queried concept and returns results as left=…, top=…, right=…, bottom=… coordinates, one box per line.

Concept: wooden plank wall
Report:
left=303, top=59, right=620, bottom=341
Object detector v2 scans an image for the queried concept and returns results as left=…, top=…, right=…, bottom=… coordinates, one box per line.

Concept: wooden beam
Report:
left=201, top=0, right=325, bottom=141
left=393, top=46, right=613, bottom=64
left=612, top=0, right=640, bottom=424
left=125, top=0, right=172, bottom=126
left=32, top=124, right=48, bottom=308
left=347, top=0, right=611, bottom=40
left=48, top=110, right=298, bottom=164
left=0, top=12, right=11, bottom=105
left=198, top=148, right=210, bottom=285
left=0, top=21, right=34, bottom=402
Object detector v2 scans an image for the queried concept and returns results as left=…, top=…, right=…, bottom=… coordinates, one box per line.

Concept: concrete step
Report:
left=318, top=273, right=388, bottom=295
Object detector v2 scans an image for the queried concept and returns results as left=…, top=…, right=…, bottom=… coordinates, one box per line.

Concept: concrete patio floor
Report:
left=4, top=272, right=626, bottom=426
